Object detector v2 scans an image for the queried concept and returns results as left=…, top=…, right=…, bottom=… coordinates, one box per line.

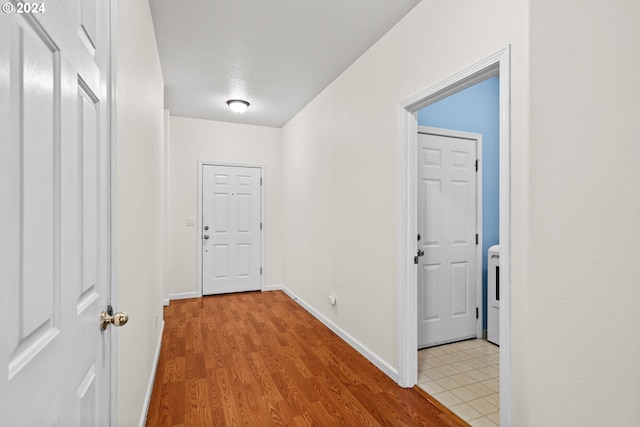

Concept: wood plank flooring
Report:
left=146, top=290, right=467, bottom=427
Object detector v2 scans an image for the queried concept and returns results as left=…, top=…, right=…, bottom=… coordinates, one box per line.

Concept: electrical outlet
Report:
left=328, top=293, right=336, bottom=305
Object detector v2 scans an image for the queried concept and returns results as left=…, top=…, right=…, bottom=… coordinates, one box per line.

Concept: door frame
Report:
left=197, top=161, right=266, bottom=297
left=107, top=0, right=117, bottom=424
left=397, top=47, right=511, bottom=426
left=417, top=126, right=483, bottom=346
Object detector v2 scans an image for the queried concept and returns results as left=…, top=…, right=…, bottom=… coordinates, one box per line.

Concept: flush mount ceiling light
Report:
left=226, top=99, right=250, bottom=114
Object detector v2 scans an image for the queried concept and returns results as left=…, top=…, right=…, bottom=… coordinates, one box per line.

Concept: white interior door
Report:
left=202, top=165, right=262, bottom=295
left=0, top=1, right=114, bottom=425
left=417, top=127, right=479, bottom=348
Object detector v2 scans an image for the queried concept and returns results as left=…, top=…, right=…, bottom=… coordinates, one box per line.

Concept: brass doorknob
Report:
left=100, top=310, right=129, bottom=331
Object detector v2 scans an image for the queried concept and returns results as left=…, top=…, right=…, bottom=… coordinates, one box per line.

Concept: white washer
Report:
left=487, top=245, right=500, bottom=345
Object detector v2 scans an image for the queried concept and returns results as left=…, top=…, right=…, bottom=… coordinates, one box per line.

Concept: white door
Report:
left=0, top=1, right=116, bottom=425
left=417, top=127, right=479, bottom=348
left=202, top=165, right=262, bottom=295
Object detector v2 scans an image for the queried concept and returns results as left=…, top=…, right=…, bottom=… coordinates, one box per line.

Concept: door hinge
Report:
left=260, top=222, right=262, bottom=230
left=476, top=234, right=479, bottom=245
left=476, top=307, right=479, bottom=319
left=260, top=267, right=263, bottom=275
left=414, top=255, right=418, bottom=265
left=475, top=159, right=478, bottom=172
left=260, top=177, right=263, bottom=185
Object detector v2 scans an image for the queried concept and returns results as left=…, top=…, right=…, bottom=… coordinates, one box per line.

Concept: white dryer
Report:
left=487, top=245, right=500, bottom=345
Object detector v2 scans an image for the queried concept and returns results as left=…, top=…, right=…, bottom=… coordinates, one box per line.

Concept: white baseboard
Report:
left=164, top=291, right=199, bottom=306
left=268, top=285, right=399, bottom=383
left=139, top=320, right=164, bottom=427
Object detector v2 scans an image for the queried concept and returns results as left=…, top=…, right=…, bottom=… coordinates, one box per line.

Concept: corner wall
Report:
left=517, top=1, right=640, bottom=424
left=281, top=0, right=527, bottom=372
left=165, top=116, right=283, bottom=298
left=115, top=0, right=165, bottom=424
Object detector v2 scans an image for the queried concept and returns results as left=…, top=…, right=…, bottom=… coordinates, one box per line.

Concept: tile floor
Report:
left=418, top=339, right=499, bottom=427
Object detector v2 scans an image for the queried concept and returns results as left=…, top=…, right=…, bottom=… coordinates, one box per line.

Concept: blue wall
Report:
left=418, top=77, right=499, bottom=330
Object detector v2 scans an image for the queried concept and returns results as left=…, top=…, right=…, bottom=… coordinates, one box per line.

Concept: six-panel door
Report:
left=417, top=129, right=478, bottom=348
left=202, top=165, right=262, bottom=295
left=0, top=1, right=112, bottom=425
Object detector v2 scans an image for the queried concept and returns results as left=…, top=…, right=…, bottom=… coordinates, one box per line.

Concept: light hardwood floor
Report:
left=146, top=290, right=467, bottom=427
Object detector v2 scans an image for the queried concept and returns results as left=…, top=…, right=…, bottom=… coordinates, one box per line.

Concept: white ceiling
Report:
left=149, top=0, right=420, bottom=128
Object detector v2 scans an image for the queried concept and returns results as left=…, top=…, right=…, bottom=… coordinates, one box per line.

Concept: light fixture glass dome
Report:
left=226, top=99, right=250, bottom=114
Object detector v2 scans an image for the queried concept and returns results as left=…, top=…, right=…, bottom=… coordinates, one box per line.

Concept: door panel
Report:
left=422, top=265, right=441, bottom=320
left=1, top=1, right=112, bottom=425
left=80, top=82, right=100, bottom=296
left=452, top=181, right=471, bottom=244
left=451, top=262, right=469, bottom=316
left=19, top=21, right=57, bottom=345
left=202, top=165, right=261, bottom=295
left=423, top=179, right=441, bottom=245
left=418, top=129, right=478, bottom=348
left=77, top=364, right=98, bottom=426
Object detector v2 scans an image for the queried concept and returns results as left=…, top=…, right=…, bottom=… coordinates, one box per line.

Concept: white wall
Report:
left=165, top=116, right=283, bottom=298
left=282, top=0, right=528, bottom=372
left=116, top=0, right=165, bottom=424
left=516, top=1, right=640, bottom=425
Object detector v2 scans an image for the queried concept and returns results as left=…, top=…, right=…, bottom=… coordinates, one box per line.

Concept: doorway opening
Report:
left=397, top=47, right=511, bottom=426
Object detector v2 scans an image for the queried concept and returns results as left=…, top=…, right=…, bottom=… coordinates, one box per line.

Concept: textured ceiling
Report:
left=150, top=0, right=420, bottom=128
